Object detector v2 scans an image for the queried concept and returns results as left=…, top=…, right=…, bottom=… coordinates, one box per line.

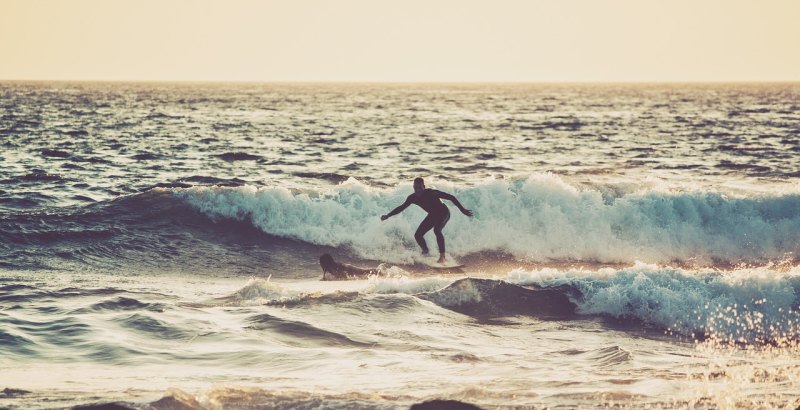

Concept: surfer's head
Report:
left=413, top=177, right=425, bottom=194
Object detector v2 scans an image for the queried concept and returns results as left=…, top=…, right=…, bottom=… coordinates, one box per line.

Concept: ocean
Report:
left=1, top=81, right=799, bottom=409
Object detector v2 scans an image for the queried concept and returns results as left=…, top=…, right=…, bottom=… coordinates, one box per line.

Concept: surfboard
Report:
left=424, top=263, right=466, bottom=271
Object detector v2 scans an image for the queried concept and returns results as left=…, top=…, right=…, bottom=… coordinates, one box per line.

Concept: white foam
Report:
left=175, top=174, right=800, bottom=265
left=221, top=277, right=303, bottom=306
left=506, top=264, right=800, bottom=342
left=365, top=275, right=458, bottom=295
left=222, top=273, right=458, bottom=306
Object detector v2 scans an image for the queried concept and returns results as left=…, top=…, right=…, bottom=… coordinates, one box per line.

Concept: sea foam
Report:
left=507, top=263, right=800, bottom=343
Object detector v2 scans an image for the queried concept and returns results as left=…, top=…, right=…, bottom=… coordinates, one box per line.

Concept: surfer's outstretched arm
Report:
left=381, top=196, right=412, bottom=220
left=436, top=191, right=474, bottom=217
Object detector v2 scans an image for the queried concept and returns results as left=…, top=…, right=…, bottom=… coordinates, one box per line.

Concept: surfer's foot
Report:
left=421, top=250, right=429, bottom=256
left=437, top=255, right=446, bottom=264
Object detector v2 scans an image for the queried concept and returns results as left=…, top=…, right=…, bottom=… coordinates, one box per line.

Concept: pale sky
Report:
left=1, top=0, right=798, bottom=82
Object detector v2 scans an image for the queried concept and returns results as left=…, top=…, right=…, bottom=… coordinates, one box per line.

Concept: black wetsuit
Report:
left=388, top=189, right=453, bottom=254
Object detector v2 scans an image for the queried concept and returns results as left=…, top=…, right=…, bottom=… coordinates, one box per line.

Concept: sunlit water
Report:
left=1, top=82, right=800, bottom=409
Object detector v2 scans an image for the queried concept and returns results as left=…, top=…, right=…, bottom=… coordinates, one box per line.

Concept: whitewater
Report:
left=1, top=81, right=800, bottom=409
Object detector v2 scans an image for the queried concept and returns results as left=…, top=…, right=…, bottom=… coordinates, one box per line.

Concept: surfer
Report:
left=381, top=177, right=473, bottom=263
left=319, top=254, right=379, bottom=280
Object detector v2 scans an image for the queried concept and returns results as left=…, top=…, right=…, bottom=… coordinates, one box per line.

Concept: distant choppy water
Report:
left=2, top=82, right=799, bottom=209
left=2, top=82, right=800, bottom=409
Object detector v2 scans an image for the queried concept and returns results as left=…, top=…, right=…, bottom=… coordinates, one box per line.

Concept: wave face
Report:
left=175, top=175, right=800, bottom=266
left=0, top=188, right=323, bottom=275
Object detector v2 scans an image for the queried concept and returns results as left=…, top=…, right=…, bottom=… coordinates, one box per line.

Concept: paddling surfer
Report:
left=381, top=177, right=473, bottom=263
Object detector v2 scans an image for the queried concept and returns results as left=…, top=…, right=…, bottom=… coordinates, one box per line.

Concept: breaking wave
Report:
left=175, top=174, right=800, bottom=266
left=508, top=263, right=800, bottom=344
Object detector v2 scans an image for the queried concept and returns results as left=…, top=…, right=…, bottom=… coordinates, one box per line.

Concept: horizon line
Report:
left=2, top=78, right=800, bottom=85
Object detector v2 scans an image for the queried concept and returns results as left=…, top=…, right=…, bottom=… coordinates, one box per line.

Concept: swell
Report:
left=219, top=270, right=800, bottom=345
left=0, top=189, right=328, bottom=276
left=417, top=278, right=580, bottom=318
left=0, top=289, right=199, bottom=364
left=246, top=313, right=372, bottom=347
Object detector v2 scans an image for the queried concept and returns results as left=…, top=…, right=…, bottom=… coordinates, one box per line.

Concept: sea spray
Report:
left=507, top=263, right=800, bottom=343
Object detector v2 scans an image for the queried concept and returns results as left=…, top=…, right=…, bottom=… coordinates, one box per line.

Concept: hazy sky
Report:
left=1, top=0, right=798, bottom=82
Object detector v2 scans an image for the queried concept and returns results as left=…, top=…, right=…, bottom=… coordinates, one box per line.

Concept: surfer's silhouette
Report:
left=381, top=177, right=473, bottom=263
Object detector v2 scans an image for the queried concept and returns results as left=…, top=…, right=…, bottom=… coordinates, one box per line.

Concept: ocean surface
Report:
left=1, top=81, right=800, bottom=409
